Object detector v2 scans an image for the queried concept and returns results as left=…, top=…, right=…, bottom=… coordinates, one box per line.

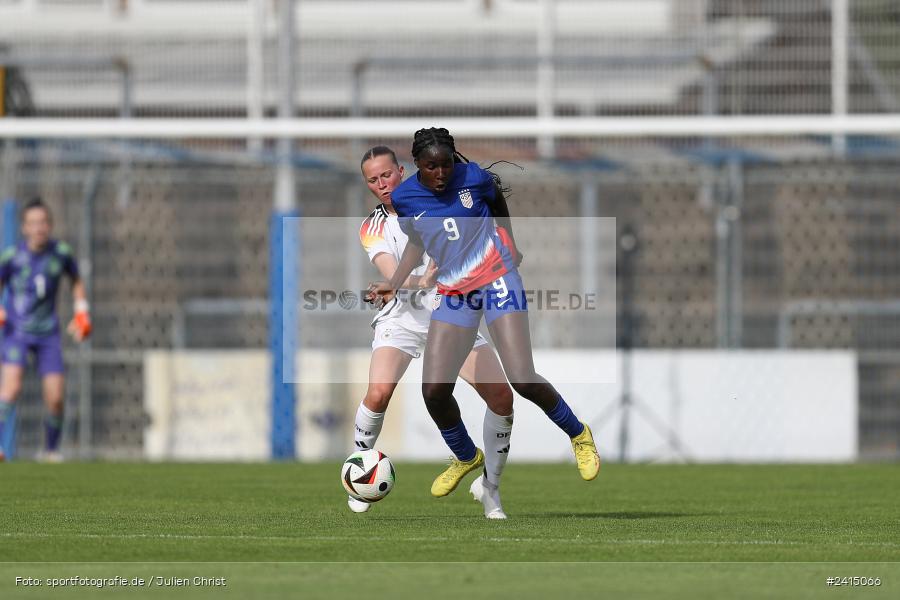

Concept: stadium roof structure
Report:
left=0, top=1, right=775, bottom=116
left=552, top=134, right=900, bottom=174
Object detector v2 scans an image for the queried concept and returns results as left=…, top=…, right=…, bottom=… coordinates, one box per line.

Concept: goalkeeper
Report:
left=0, top=198, right=91, bottom=462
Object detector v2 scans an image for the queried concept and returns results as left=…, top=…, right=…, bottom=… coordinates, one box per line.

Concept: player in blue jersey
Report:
left=351, top=146, right=514, bottom=518
left=368, top=128, right=600, bottom=497
left=0, top=198, right=92, bottom=462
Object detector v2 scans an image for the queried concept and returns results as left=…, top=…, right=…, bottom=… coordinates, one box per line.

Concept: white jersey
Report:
left=359, top=204, right=437, bottom=334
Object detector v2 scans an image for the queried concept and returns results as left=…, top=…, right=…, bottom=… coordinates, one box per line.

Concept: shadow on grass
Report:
left=366, top=515, right=490, bottom=522
left=515, top=511, right=705, bottom=520
left=353, top=512, right=709, bottom=522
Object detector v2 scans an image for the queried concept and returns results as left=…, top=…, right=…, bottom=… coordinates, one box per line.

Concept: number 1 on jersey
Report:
left=443, top=218, right=460, bottom=241
left=35, top=274, right=46, bottom=299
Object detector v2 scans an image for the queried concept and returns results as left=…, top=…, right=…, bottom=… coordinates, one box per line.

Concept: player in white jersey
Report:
left=349, top=146, right=513, bottom=519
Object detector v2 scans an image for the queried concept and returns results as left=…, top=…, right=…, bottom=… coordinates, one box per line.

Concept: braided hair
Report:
left=411, top=127, right=515, bottom=194
left=411, top=127, right=469, bottom=164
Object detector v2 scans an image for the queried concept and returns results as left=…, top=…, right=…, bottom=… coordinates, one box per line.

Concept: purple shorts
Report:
left=431, top=269, right=529, bottom=329
left=1, top=331, right=65, bottom=375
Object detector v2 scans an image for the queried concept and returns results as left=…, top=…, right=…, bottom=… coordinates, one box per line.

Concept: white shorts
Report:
left=372, top=322, right=488, bottom=358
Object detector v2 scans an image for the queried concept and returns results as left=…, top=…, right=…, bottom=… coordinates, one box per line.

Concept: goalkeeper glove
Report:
left=68, top=300, right=92, bottom=341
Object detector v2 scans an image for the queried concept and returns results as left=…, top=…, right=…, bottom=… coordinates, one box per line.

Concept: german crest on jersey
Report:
left=459, top=189, right=473, bottom=209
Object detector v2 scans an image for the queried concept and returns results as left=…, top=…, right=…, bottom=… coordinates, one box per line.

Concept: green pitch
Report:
left=1, top=463, right=898, bottom=599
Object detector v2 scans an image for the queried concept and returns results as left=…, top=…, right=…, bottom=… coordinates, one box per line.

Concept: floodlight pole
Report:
left=247, top=0, right=266, bottom=153
left=275, top=0, right=296, bottom=217
left=832, top=0, right=848, bottom=156
left=536, top=0, right=556, bottom=160
left=617, top=226, right=637, bottom=463
left=78, top=166, right=101, bottom=460
left=579, top=179, right=597, bottom=294
left=270, top=0, right=298, bottom=460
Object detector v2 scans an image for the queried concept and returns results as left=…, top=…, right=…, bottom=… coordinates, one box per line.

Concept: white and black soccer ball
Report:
left=341, top=449, right=395, bottom=503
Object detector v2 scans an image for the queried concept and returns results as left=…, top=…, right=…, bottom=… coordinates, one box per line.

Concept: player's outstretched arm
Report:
left=387, top=237, right=427, bottom=291
left=366, top=238, right=426, bottom=304
left=66, top=278, right=92, bottom=342
left=372, top=254, right=436, bottom=291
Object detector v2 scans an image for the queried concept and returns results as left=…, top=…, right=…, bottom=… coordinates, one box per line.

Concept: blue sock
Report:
left=439, top=420, right=477, bottom=462
left=546, top=396, right=585, bottom=438
left=0, top=400, right=13, bottom=445
left=45, top=414, right=63, bottom=452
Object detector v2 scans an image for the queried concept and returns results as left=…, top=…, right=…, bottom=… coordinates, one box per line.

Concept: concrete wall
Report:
left=144, top=349, right=857, bottom=463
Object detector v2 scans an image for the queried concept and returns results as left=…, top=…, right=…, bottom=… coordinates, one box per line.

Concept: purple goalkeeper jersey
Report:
left=0, top=239, right=79, bottom=336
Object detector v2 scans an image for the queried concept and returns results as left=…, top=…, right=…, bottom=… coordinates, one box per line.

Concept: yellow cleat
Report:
left=571, top=422, right=600, bottom=481
left=431, top=448, right=484, bottom=497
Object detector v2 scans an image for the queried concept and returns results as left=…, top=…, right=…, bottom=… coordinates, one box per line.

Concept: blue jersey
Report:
left=0, top=240, right=79, bottom=336
left=391, top=162, right=515, bottom=295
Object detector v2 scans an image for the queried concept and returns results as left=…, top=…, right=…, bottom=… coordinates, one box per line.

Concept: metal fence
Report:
left=1, top=0, right=899, bottom=460
left=1, top=136, right=898, bottom=458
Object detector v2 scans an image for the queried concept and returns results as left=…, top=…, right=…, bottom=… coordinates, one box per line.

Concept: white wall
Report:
left=144, top=349, right=857, bottom=463
left=400, top=350, right=858, bottom=463
left=1, top=1, right=673, bottom=36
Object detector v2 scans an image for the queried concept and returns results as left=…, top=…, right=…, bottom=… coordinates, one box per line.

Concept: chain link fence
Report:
left=0, top=0, right=898, bottom=459
left=0, top=134, right=897, bottom=458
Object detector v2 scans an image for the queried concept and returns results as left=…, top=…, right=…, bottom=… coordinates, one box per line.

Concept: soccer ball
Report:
left=341, top=449, right=395, bottom=503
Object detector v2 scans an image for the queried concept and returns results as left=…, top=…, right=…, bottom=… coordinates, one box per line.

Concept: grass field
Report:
left=1, top=462, right=898, bottom=598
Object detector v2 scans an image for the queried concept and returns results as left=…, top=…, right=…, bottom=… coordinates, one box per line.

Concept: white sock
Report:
left=353, top=403, right=385, bottom=451
left=482, top=409, right=513, bottom=487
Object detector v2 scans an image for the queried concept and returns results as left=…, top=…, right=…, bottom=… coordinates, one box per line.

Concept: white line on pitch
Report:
left=2, top=532, right=898, bottom=548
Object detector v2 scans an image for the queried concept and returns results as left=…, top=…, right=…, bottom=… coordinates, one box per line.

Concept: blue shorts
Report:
left=432, top=269, right=528, bottom=329
left=1, top=330, right=65, bottom=376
